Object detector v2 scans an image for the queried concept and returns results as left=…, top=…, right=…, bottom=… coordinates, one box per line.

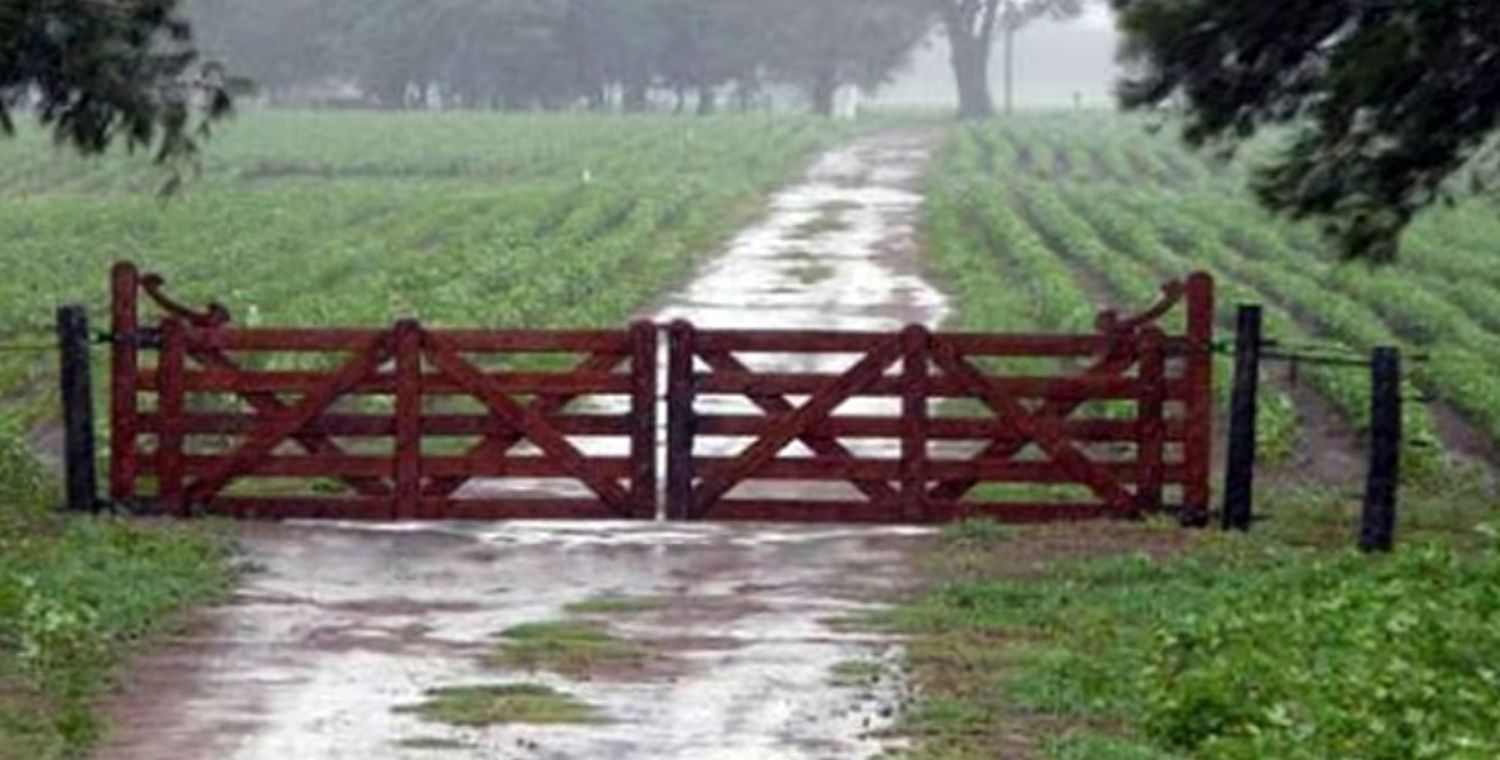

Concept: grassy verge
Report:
left=0, top=425, right=234, bottom=759
left=887, top=488, right=1500, bottom=759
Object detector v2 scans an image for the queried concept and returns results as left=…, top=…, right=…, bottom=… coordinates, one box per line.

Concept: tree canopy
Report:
left=0, top=0, right=230, bottom=166
left=189, top=0, right=931, bottom=116
left=1114, top=0, right=1500, bottom=261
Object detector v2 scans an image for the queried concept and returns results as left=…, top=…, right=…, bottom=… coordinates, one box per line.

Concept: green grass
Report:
left=888, top=493, right=1500, bottom=759
left=394, top=736, right=472, bottom=751
left=0, top=421, right=234, bottom=759
left=563, top=595, right=666, bottom=615
left=830, top=659, right=885, bottom=689
left=489, top=621, right=650, bottom=677
left=394, top=684, right=600, bottom=727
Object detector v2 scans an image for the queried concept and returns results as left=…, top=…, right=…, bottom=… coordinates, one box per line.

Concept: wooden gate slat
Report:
left=1136, top=328, right=1167, bottom=514
left=423, top=332, right=634, bottom=513
left=901, top=325, right=930, bottom=521
left=184, top=333, right=392, bottom=505
left=394, top=320, right=423, bottom=519
left=1182, top=272, right=1215, bottom=521
left=109, top=262, right=140, bottom=504
left=158, top=319, right=187, bottom=516
left=628, top=321, right=658, bottom=519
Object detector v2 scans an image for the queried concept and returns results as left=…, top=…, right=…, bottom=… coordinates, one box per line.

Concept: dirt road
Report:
left=99, top=130, right=950, bottom=760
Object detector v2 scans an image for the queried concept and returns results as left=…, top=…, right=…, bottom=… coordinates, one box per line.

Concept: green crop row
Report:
left=0, top=112, right=847, bottom=425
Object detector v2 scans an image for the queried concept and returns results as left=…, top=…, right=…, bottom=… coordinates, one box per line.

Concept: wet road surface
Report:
left=99, top=130, right=950, bottom=759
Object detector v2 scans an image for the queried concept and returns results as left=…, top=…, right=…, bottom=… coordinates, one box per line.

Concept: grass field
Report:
left=0, top=111, right=848, bottom=426
left=923, top=114, right=1500, bottom=487
left=0, top=111, right=847, bottom=757
left=903, top=113, right=1500, bottom=759
left=3, top=109, right=1500, bottom=758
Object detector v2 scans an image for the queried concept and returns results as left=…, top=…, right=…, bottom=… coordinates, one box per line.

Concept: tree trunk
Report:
left=623, top=79, right=649, bottom=113
left=1003, top=24, right=1016, bottom=116
left=810, top=70, right=838, bottom=118
left=951, top=33, right=995, bottom=120
left=696, top=84, right=717, bottom=116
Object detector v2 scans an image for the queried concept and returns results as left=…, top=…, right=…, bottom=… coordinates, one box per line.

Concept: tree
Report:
left=936, top=0, right=1082, bottom=119
left=182, top=0, right=930, bottom=117
left=1113, top=0, right=1500, bottom=261
left=1, top=0, right=230, bottom=167
left=770, top=0, right=931, bottom=117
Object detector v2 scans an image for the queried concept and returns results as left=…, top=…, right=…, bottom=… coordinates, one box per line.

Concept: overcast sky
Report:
left=877, top=5, right=1122, bottom=109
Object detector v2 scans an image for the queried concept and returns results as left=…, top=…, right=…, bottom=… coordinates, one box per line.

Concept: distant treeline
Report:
left=188, top=0, right=933, bottom=115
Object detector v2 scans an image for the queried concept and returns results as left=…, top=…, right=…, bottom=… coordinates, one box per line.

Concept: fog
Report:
left=879, top=6, right=1121, bottom=109
left=185, top=0, right=1122, bottom=117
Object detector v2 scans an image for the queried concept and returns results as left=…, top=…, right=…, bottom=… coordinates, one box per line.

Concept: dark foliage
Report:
left=1114, top=0, right=1500, bottom=261
left=0, top=0, right=231, bottom=170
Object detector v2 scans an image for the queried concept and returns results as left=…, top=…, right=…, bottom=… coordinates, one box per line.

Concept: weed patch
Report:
left=395, top=684, right=600, bottom=727
left=490, top=621, right=652, bottom=677
left=564, top=595, right=666, bottom=616
left=891, top=517, right=1500, bottom=759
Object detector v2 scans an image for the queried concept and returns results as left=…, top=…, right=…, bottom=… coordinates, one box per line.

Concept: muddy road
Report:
left=99, top=130, right=951, bottom=760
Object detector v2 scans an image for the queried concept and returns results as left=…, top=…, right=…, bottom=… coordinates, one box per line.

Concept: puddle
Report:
left=98, top=130, right=949, bottom=760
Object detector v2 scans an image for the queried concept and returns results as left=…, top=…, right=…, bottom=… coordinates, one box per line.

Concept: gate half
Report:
left=665, top=274, right=1214, bottom=523
left=109, top=263, right=656, bottom=520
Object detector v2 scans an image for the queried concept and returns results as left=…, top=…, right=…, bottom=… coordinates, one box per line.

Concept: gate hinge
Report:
left=98, top=329, right=163, bottom=349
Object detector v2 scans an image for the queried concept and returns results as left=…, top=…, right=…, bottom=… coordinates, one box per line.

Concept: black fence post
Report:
left=1360, top=347, right=1401, bottom=553
left=1221, top=305, right=1262, bottom=531
left=56, top=305, right=100, bottom=513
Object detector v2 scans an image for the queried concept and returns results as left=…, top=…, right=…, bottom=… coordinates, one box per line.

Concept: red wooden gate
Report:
left=109, top=263, right=656, bottom=520
left=108, top=263, right=1212, bottom=523
left=664, top=274, right=1214, bottom=523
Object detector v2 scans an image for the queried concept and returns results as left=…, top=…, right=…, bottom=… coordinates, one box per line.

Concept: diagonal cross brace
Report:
left=696, top=348, right=899, bottom=503
left=186, top=345, right=392, bottom=497
left=423, top=333, right=634, bottom=513
left=927, top=338, right=1140, bottom=502
left=930, top=339, right=1134, bottom=512
left=691, top=336, right=907, bottom=517
left=185, top=334, right=393, bottom=505
left=422, top=350, right=628, bottom=497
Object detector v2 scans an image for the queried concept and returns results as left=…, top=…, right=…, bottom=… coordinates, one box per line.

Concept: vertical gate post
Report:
left=1181, top=273, right=1216, bottom=527
left=158, top=318, right=187, bottom=517
left=1137, top=328, right=1167, bottom=518
left=900, top=325, right=930, bottom=522
left=1222, top=305, right=1263, bottom=531
left=393, top=320, right=423, bottom=520
left=56, top=305, right=99, bottom=513
left=109, top=262, right=141, bottom=507
left=1360, top=347, right=1401, bottom=553
left=629, top=321, right=659, bottom=519
left=665, top=321, right=696, bottom=520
